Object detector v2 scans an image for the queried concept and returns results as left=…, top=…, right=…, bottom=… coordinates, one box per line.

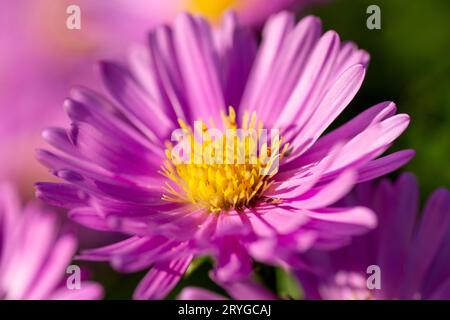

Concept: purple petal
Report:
left=173, top=14, right=225, bottom=125
left=49, top=282, right=103, bottom=300
left=133, top=255, right=193, bottom=300
left=178, top=287, right=226, bottom=300
left=100, top=62, right=174, bottom=141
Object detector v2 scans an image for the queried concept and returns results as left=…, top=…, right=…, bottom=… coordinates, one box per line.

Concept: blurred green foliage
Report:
left=275, top=267, right=303, bottom=300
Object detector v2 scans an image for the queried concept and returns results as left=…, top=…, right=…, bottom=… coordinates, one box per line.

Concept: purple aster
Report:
left=36, top=12, right=413, bottom=299
left=297, top=173, right=450, bottom=300
left=0, top=182, right=103, bottom=300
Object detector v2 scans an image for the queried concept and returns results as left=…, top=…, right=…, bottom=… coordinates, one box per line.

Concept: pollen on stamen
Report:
left=160, top=107, right=289, bottom=213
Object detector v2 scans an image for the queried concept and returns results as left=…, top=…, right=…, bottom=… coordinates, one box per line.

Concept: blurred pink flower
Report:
left=0, top=182, right=103, bottom=299
left=297, top=173, right=450, bottom=300
left=0, top=0, right=103, bottom=195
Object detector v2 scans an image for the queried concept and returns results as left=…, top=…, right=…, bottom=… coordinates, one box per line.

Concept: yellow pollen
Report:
left=161, top=107, right=288, bottom=213
left=185, top=0, right=240, bottom=23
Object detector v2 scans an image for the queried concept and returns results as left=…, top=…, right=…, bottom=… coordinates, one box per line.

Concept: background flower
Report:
left=0, top=0, right=104, bottom=197
left=0, top=182, right=103, bottom=300
left=297, top=173, right=450, bottom=300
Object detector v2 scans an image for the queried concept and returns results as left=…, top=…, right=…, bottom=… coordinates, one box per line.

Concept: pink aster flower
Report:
left=0, top=182, right=103, bottom=300
left=36, top=12, right=413, bottom=299
left=0, top=0, right=106, bottom=192
left=297, top=173, right=450, bottom=300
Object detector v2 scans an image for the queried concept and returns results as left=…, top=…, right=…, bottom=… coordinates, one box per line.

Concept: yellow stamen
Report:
left=185, top=0, right=240, bottom=23
left=161, top=107, right=288, bottom=213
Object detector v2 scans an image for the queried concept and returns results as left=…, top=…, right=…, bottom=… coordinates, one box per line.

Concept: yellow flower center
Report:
left=161, top=108, right=288, bottom=213
left=185, top=0, right=241, bottom=23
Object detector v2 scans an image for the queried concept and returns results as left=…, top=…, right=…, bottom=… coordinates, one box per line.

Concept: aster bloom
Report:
left=0, top=183, right=103, bottom=299
left=297, top=173, right=450, bottom=300
left=37, top=12, right=413, bottom=299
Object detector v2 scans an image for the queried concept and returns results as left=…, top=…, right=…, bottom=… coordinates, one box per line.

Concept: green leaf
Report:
left=275, top=267, right=303, bottom=300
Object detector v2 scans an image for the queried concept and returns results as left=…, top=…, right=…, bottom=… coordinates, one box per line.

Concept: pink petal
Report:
left=306, top=206, right=377, bottom=230
left=173, top=14, right=225, bottom=124
left=275, top=29, right=340, bottom=129
left=240, top=12, right=295, bottom=120
left=25, top=235, right=78, bottom=300
left=292, top=101, right=397, bottom=166
left=287, top=170, right=357, bottom=209
left=400, top=188, right=450, bottom=298
left=178, top=287, right=226, bottom=300
left=213, top=239, right=252, bottom=283
left=50, top=282, right=103, bottom=300
left=99, top=62, right=174, bottom=141
left=133, top=255, right=193, bottom=300
left=289, top=64, right=366, bottom=159
left=224, top=280, right=278, bottom=300
left=356, top=150, right=415, bottom=183
left=250, top=16, right=322, bottom=125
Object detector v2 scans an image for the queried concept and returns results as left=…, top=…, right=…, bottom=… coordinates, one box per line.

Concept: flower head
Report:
left=160, top=107, right=288, bottom=212
left=0, top=182, right=103, bottom=300
left=36, top=12, right=413, bottom=299
left=297, top=173, right=450, bottom=300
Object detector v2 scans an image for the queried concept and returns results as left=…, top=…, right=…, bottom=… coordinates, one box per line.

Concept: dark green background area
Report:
left=308, top=0, right=450, bottom=198
left=88, top=0, right=450, bottom=299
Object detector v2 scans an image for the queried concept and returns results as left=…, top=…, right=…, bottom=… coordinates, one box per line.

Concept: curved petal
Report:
left=49, top=282, right=104, bottom=300
left=133, top=255, right=193, bottom=300
left=100, top=62, right=174, bottom=141
left=287, top=170, right=357, bottom=209
left=173, top=14, right=225, bottom=125
left=178, top=287, right=226, bottom=300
